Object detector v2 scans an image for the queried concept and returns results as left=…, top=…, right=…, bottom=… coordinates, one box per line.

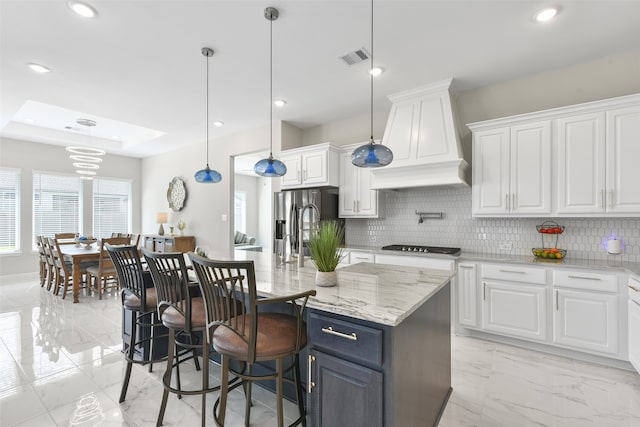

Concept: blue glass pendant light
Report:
left=195, top=47, right=222, bottom=183
left=352, top=0, right=393, bottom=168
left=254, top=7, right=287, bottom=178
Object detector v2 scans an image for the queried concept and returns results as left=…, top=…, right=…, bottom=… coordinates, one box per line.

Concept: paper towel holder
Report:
left=607, top=238, right=623, bottom=255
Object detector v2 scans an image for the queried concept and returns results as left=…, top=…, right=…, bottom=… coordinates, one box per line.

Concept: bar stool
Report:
left=106, top=243, right=167, bottom=403
left=189, top=253, right=316, bottom=427
left=143, top=249, right=214, bottom=427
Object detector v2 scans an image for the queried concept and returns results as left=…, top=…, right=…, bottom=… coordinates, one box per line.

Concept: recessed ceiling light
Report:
left=274, top=99, right=286, bottom=107
left=80, top=176, right=94, bottom=180
left=28, top=63, right=50, bottom=73
left=66, top=146, right=106, bottom=155
left=369, top=67, right=383, bottom=76
left=69, top=155, right=103, bottom=162
left=73, top=163, right=100, bottom=169
left=68, top=1, right=98, bottom=18
left=535, top=7, right=559, bottom=22
left=76, top=170, right=96, bottom=175
left=213, top=121, right=224, bottom=127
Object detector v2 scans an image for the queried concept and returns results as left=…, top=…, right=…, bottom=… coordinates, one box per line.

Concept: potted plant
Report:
left=308, top=220, right=345, bottom=287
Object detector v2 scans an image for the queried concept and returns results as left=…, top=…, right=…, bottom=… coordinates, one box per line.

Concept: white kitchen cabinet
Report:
left=471, top=121, right=551, bottom=216
left=557, top=112, right=606, bottom=213
left=457, top=263, right=478, bottom=328
left=348, top=251, right=375, bottom=264
left=629, top=298, right=640, bottom=374
left=280, top=143, right=339, bottom=189
left=338, top=148, right=381, bottom=218
left=470, top=92, right=640, bottom=217
left=606, top=105, right=640, bottom=213
left=481, top=280, right=547, bottom=342
left=552, top=288, right=618, bottom=355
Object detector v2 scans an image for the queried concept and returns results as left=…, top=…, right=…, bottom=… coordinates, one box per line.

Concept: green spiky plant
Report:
left=309, top=220, right=345, bottom=272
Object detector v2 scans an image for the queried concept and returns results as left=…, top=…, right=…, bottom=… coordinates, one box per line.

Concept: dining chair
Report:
left=46, top=237, right=74, bottom=298
left=37, top=236, right=51, bottom=289
left=143, top=249, right=231, bottom=427
left=54, top=232, right=77, bottom=245
left=41, top=237, right=57, bottom=292
left=189, top=253, right=316, bottom=427
left=86, top=237, right=130, bottom=299
left=106, top=243, right=166, bottom=403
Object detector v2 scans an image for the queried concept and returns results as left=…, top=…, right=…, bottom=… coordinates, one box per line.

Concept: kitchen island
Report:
left=226, top=250, right=454, bottom=427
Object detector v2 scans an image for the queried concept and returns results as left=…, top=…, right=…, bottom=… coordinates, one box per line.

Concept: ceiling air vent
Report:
left=340, top=47, right=370, bottom=66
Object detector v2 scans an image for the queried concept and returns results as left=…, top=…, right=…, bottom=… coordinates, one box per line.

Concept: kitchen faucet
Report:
left=298, top=203, right=320, bottom=267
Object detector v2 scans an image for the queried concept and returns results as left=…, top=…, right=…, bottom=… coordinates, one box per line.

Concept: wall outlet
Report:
left=499, top=242, right=512, bottom=250
left=221, top=214, right=228, bottom=221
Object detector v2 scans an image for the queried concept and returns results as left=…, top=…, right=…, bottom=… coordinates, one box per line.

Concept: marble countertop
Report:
left=211, top=250, right=454, bottom=327
left=342, top=245, right=640, bottom=276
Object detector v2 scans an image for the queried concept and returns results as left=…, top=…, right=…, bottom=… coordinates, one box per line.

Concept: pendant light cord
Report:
left=206, top=52, right=210, bottom=167
left=370, top=0, right=374, bottom=143
left=269, top=13, right=274, bottom=158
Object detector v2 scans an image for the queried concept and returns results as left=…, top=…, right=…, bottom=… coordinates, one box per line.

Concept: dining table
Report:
left=59, top=244, right=100, bottom=303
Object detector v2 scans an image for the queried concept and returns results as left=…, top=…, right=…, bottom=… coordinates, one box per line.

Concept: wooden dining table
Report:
left=59, top=244, right=100, bottom=303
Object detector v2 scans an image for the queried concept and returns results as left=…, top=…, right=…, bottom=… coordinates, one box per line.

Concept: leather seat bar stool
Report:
left=143, top=249, right=214, bottom=427
left=189, top=253, right=316, bottom=427
left=106, top=243, right=167, bottom=403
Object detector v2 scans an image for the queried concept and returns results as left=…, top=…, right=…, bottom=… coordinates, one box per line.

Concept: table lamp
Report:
left=156, top=212, right=168, bottom=236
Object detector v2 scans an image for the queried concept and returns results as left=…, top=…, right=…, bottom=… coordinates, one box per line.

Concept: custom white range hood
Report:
left=371, top=78, right=470, bottom=189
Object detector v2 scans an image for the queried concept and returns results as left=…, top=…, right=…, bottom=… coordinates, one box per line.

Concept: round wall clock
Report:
left=167, top=177, right=187, bottom=211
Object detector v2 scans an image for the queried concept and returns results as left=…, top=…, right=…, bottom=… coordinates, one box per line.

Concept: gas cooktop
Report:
left=381, top=244, right=461, bottom=256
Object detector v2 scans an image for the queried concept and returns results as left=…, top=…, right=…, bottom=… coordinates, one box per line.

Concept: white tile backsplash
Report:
left=345, top=187, right=640, bottom=263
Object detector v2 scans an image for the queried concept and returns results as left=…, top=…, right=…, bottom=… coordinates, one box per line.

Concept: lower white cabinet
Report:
left=457, top=263, right=478, bottom=327
left=481, top=281, right=547, bottom=342
left=628, top=299, right=640, bottom=374
left=552, top=288, right=618, bottom=355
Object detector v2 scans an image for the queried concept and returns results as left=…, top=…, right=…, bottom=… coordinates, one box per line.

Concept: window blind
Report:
left=0, top=168, right=21, bottom=254
left=93, top=178, right=132, bottom=239
left=33, top=172, right=82, bottom=248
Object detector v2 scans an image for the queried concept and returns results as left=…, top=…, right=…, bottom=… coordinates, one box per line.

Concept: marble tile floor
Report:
left=1, top=276, right=639, bottom=426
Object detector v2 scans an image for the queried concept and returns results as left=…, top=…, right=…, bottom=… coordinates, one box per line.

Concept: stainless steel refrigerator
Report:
left=273, top=187, right=342, bottom=259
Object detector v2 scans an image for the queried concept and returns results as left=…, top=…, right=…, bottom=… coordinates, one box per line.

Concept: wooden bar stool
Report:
left=189, top=253, right=316, bottom=427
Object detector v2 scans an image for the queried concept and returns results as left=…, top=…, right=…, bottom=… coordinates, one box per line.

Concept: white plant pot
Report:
left=315, top=270, right=337, bottom=287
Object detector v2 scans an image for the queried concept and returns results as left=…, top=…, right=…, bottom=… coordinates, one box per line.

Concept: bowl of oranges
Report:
left=532, top=248, right=566, bottom=259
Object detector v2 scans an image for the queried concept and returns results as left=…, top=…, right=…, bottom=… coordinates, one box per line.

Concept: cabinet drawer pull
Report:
left=609, top=189, right=613, bottom=209
left=459, top=265, right=474, bottom=269
left=601, top=189, right=605, bottom=209
left=512, top=193, right=516, bottom=210
left=505, top=194, right=509, bottom=211
left=354, top=256, right=369, bottom=260
left=555, top=289, right=559, bottom=311
left=356, top=200, right=359, bottom=212
left=307, top=355, right=315, bottom=393
left=353, top=200, right=356, bottom=212
left=499, top=269, right=525, bottom=274
left=568, top=275, right=601, bottom=281
left=483, top=282, right=486, bottom=300
left=321, top=326, right=357, bottom=341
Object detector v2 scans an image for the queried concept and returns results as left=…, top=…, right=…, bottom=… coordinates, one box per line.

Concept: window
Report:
left=93, top=178, right=132, bottom=239
left=33, top=172, right=82, bottom=248
left=0, top=168, right=21, bottom=254
left=234, top=191, right=247, bottom=233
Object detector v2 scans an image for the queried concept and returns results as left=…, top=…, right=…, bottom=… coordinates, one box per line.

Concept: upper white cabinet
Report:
left=280, top=143, right=340, bottom=189
left=557, top=112, right=606, bottom=213
left=606, top=105, right=640, bottom=213
left=472, top=121, right=551, bottom=216
left=469, top=93, right=640, bottom=217
left=338, top=146, right=382, bottom=218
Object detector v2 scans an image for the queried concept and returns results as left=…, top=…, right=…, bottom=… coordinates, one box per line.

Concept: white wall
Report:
left=140, top=121, right=290, bottom=256
left=0, top=136, right=142, bottom=277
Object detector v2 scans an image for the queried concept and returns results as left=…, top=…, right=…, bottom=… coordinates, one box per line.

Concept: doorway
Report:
left=233, top=151, right=273, bottom=252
